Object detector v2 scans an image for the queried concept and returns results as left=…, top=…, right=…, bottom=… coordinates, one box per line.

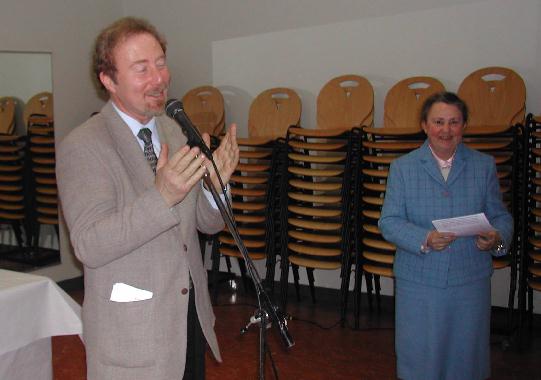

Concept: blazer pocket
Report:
left=97, top=296, right=156, bottom=368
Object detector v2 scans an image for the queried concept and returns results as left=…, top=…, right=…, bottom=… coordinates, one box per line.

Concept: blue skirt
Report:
left=395, top=277, right=491, bottom=380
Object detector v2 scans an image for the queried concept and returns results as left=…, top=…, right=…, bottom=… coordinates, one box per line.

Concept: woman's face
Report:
left=421, top=102, right=466, bottom=160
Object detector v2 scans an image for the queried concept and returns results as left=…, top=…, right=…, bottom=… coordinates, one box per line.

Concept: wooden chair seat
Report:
left=529, top=263, right=541, bottom=277
left=493, top=256, right=510, bottom=270
left=28, top=125, right=54, bottom=135
left=362, top=196, right=384, bottom=206
left=362, top=154, right=399, bottom=165
left=0, top=203, right=24, bottom=211
left=363, top=223, right=381, bottom=235
left=37, top=216, right=58, bottom=225
left=463, top=125, right=512, bottom=135
left=288, top=152, right=345, bottom=164
left=363, top=182, right=387, bottom=192
left=37, top=206, right=58, bottom=215
left=362, top=168, right=388, bottom=178
left=237, top=137, right=274, bottom=146
left=288, top=242, right=341, bottom=257
left=0, top=211, right=24, bottom=220
left=30, top=146, right=55, bottom=155
left=362, top=141, right=423, bottom=151
left=36, top=177, right=56, bottom=185
left=463, top=141, right=511, bottom=151
left=362, top=264, right=394, bottom=278
left=289, top=179, right=341, bottom=191
left=0, top=194, right=23, bottom=202
left=288, top=205, right=341, bottom=218
left=232, top=202, right=265, bottom=211
left=233, top=214, right=265, bottom=224
left=36, top=195, right=58, bottom=205
left=288, top=230, right=341, bottom=244
left=0, top=185, right=22, bottom=192
left=288, top=126, right=349, bottom=138
left=219, top=234, right=265, bottom=248
left=288, top=255, right=341, bottom=270
left=0, top=165, right=23, bottom=172
left=288, top=166, right=343, bottom=177
left=532, top=148, right=541, bottom=157
left=230, top=175, right=268, bottom=185
left=528, top=250, right=541, bottom=261
left=528, top=277, right=541, bottom=292
left=288, top=218, right=341, bottom=231
left=230, top=188, right=266, bottom=197
left=222, top=226, right=265, bottom=237
left=363, top=238, right=396, bottom=251
left=239, top=150, right=272, bottom=159
left=363, top=250, right=395, bottom=264
left=530, top=223, right=541, bottom=233
left=36, top=186, right=57, bottom=195
left=236, top=163, right=270, bottom=172
left=219, top=246, right=265, bottom=260
left=288, top=192, right=341, bottom=204
left=30, top=136, right=55, bottom=145
left=32, top=157, right=55, bottom=165
left=0, top=135, right=21, bottom=142
left=0, top=174, right=23, bottom=182
left=0, top=155, right=23, bottom=162
left=0, top=146, right=22, bottom=154
left=289, top=140, right=346, bottom=151
left=362, top=209, right=381, bottom=220
left=363, top=126, right=422, bottom=137
left=32, top=166, right=56, bottom=175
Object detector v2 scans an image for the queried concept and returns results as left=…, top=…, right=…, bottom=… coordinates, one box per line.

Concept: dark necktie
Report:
left=137, top=128, right=158, bottom=174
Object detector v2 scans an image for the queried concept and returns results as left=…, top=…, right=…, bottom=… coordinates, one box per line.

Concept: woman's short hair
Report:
left=92, top=17, right=167, bottom=91
left=420, top=91, right=469, bottom=124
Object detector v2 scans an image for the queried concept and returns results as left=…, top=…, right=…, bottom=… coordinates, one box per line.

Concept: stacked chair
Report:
left=517, top=113, right=541, bottom=344
left=182, top=85, right=226, bottom=258
left=278, top=75, right=372, bottom=325
left=211, top=87, right=300, bottom=298
left=0, top=97, right=26, bottom=250
left=354, top=76, right=444, bottom=326
left=24, top=92, right=58, bottom=256
left=457, top=67, right=526, bottom=329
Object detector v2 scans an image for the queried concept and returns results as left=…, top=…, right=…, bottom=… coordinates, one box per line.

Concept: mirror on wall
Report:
left=0, top=51, right=58, bottom=271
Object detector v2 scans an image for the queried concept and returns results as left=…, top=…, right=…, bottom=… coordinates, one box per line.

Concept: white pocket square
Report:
left=110, top=282, right=153, bottom=302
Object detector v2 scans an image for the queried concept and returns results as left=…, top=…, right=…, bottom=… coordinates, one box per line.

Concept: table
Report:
left=0, top=269, right=82, bottom=380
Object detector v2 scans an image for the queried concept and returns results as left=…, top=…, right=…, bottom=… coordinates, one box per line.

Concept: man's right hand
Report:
left=155, top=144, right=208, bottom=207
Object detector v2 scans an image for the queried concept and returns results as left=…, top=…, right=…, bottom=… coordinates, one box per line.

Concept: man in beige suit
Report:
left=56, top=17, right=239, bottom=379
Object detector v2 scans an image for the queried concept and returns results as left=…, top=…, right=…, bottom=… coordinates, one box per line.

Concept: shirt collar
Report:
left=428, top=145, right=455, bottom=170
left=111, top=102, right=158, bottom=138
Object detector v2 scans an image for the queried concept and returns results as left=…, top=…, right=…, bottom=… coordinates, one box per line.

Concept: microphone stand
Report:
left=202, top=171, right=294, bottom=380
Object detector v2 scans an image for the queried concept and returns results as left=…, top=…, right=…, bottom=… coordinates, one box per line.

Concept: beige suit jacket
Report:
left=56, top=102, right=223, bottom=380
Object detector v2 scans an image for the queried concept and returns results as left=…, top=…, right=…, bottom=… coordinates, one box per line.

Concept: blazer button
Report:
left=181, top=288, right=188, bottom=295
left=183, top=244, right=188, bottom=251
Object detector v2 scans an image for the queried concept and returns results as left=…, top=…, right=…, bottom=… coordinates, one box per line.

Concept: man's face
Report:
left=100, top=32, right=170, bottom=124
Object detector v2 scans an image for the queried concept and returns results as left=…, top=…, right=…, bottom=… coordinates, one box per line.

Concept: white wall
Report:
left=0, top=0, right=124, bottom=282
left=124, top=0, right=541, bottom=308
left=1, top=0, right=538, bottom=310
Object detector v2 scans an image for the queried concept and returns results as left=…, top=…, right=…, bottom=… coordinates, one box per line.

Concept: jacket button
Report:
left=183, top=244, right=188, bottom=251
left=181, top=288, right=188, bottom=295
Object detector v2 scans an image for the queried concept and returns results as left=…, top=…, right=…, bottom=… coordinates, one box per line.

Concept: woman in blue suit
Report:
left=379, top=92, right=513, bottom=380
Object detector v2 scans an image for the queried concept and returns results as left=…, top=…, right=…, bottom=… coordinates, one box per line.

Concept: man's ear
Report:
left=99, top=72, right=116, bottom=94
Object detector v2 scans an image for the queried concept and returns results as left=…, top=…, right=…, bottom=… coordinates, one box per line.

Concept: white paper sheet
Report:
left=432, top=213, right=495, bottom=237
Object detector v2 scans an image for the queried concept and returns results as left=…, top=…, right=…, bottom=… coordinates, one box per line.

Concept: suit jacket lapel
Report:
left=445, top=143, right=467, bottom=186
left=101, top=102, right=156, bottom=189
left=418, top=141, right=446, bottom=187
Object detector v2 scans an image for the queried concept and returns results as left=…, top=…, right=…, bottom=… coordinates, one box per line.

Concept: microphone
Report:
left=165, top=99, right=213, bottom=159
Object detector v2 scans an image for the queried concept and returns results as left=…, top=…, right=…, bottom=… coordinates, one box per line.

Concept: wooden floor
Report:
left=53, top=278, right=541, bottom=380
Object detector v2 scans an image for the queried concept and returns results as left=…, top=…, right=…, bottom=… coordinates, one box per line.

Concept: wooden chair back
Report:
left=317, top=74, right=374, bottom=130
left=181, top=85, right=225, bottom=135
left=248, top=87, right=301, bottom=139
left=458, top=66, right=526, bottom=129
left=24, top=92, right=53, bottom=127
left=384, top=76, right=445, bottom=130
left=0, top=97, right=16, bottom=135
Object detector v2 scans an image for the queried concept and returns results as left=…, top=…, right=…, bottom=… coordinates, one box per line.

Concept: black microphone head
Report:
left=165, top=98, right=183, bottom=118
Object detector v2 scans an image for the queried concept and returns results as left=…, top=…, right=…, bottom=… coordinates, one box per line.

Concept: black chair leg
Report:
left=365, top=272, right=374, bottom=311
left=306, top=267, right=316, bottom=304
left=354, top=266, right=363, bottom=329
left=225, top=256, right=233, bottom=273
left=237, top=258, right=250, bottom=293
left=292, top=264, right=301, bottom=301
left=279, top=257, right=290, bottom=310
left=11, top=222, right=24, bottom=248
left=374, top=274, right=382, bottom=311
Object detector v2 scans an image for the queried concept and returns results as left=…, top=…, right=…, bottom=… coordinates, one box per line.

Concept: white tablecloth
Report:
left=0, top=269, right=82, bottom=380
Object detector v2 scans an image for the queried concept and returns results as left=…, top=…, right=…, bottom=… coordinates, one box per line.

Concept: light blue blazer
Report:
left=378, top=141, right=513, bottom=287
